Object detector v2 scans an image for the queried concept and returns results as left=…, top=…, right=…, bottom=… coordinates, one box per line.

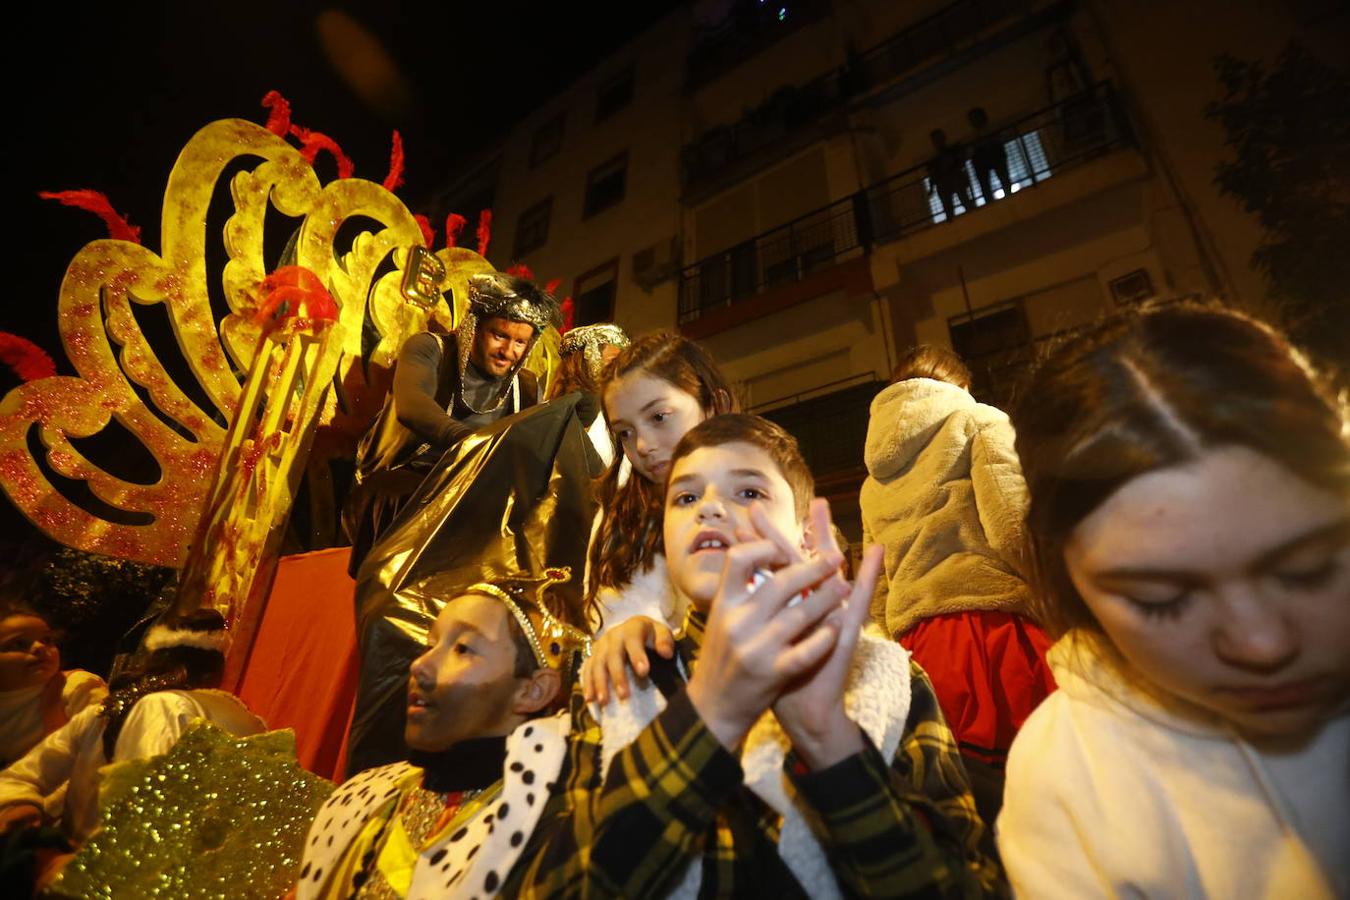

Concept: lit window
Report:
left=926, top=130, right=1051, bottom=223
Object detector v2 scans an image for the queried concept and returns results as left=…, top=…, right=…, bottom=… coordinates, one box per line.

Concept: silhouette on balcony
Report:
left=927, top=129, right=975, bottom=220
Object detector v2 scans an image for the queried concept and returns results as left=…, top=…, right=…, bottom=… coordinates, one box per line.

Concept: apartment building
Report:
left=474, top=0, right=1336, bottom=540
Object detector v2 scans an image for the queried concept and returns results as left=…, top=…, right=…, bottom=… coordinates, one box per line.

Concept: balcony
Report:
left=681, top=0, right=1045, bottom=200
left=866, top=81, right=1133, bottom=243
left=679, top=82, right=1132, bottom=328
left=679, top=194, right=867, bottom=326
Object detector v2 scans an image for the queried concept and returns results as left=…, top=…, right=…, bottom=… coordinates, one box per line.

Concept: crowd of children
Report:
left=0, top=300, right=1345, bottom=898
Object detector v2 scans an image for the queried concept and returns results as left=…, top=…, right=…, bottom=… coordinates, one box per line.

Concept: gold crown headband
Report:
left=467, top=567, right=590, bottom=673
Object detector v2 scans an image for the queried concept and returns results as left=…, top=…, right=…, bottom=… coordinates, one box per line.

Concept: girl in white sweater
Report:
left=998, top=303, right=1349, bottom=898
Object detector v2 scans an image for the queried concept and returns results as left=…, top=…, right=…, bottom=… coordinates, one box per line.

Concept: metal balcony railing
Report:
left=679, top=193, right=866, bottom=325
left=866, top=80, right=1132, bottom=242
left=679, top=82, right=1132, bottom=326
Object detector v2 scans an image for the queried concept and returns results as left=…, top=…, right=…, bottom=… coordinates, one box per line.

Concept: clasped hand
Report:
left=686, top=499, right=883, bottom=770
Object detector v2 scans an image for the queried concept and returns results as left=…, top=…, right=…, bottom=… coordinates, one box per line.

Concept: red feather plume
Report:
left=0, top=332, right=58, bottom=382
left=476, top=209, right=493, bottom=258
left=383, top=130, right=405, bottom=192
left=444, top=214, right=467, bottom=249
left=38, top=190, right=141, bottom=244
left=260, top=90, right=292, bottom=136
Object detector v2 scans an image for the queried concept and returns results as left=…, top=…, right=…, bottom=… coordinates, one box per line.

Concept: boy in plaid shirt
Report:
left=503, top=414, right=1003, bottom=898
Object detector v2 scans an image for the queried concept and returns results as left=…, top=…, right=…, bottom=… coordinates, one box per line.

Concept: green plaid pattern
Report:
left=502, top=612, right=1004, bottom=898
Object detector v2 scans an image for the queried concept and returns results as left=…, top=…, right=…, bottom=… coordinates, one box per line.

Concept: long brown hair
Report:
left=1012, top=301, right=1349, bottom=640
left=586, top=331, right=735, bottom=625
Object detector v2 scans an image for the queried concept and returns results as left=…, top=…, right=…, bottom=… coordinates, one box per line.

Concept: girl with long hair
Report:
left=997, top=303, right=1349, bottom=897
left=580, top=331, right=735, bottom=701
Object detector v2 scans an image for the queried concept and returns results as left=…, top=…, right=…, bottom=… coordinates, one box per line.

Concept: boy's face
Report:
left=406, top=593, right=528, bottom=752
left=664, top=442, right=804, bottom=611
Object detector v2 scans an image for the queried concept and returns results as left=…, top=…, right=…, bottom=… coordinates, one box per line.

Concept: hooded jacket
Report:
left=998, top=636, right=1349, bottom=899
left=860, top=377, right=1030, bottom=638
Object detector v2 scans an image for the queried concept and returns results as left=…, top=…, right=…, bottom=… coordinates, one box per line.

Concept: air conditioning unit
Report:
left=1108, top=268, right=1156, bottom=305
left=633, top=237, right=681, bottom=292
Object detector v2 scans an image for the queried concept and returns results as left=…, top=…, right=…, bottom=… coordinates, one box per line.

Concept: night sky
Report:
left=3, top=0, right=680, bottom=545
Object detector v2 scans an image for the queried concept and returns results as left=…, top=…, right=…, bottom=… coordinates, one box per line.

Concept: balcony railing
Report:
left=679, top=193, right=866, bottom=325
left=681, top=0, right=1034, bottom=195
left=866, top=81, right=1132, bottom=242
left=679, top=82, right=1131, bottom=325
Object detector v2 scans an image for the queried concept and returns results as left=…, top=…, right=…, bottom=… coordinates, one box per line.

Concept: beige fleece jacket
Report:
left=859, top=378, right=1031, bottom=638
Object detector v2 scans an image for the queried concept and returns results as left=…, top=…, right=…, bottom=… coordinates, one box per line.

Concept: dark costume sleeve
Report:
left=785, top=661, right=1006, bottom=897
left=391, top=333, right=473, bottom=448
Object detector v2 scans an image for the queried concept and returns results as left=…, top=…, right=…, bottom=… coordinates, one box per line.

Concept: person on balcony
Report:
left=967, top=107, right=1013, bottom=203
left=926, top=129, right=975, bottom=220
left=344, top=272, right=560, bottom=576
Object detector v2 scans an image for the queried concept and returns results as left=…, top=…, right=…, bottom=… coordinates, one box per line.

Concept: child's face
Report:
left=1065, top=445, right=1350, bottom=740
left=406, top=594, right=530, bottom=752
left=664, top=441, right=803, bottom=611
left=605, top=371, right=705, bottom=483
left=0, top=614, right=60, bottom=691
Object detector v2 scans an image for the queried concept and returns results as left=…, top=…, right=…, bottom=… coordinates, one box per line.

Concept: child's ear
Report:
left=711, top=388, right=734, bottom=416
left=515, top=668, right=562, bottom=715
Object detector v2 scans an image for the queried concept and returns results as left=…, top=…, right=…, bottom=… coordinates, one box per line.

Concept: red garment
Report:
left=235, top=547, right=359, bottom=780
left=899, top=611, right=1056, bottom=767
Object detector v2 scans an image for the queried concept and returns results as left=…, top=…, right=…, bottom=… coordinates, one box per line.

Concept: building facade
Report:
left=469, top=0, right=1342, bottom=540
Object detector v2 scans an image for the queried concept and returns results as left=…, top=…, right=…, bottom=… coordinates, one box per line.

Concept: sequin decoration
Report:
left=49, top=721, right=334, bottom=899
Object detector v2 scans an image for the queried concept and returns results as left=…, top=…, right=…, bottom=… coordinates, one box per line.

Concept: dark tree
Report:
left=1205, top=43, right=1350, bottom=375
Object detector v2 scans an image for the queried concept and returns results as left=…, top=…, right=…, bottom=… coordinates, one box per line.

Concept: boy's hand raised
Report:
left=686, top=534, right=847, bottom=753
left=766, top=500, right=885, bottom=770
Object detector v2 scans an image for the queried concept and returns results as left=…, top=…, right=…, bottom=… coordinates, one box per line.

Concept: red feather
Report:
left=252, top=266, right=339, bottom=328
left=290, top=125, right=355, bottom=179
left=383, top=130, right=405, bottom=192
left=544, top=278, right=562, bottom=297
left=444, top=213, right=467, bottom=249
left=505, top=263, right=534, bottom=279
left=260, top=90, right=292, bottom=136
left=0, top=332, right=57, bottom=382
left=476, top=209, right=493, bottom=258
left=559, top=296, right=575, bottom=333
left=414, top=215, right=435, bottom=248
left=38, top=190, right=141, bottom=244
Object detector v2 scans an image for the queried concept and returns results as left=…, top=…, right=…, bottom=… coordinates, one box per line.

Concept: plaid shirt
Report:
left=502, top=611, right=1005, bottom=898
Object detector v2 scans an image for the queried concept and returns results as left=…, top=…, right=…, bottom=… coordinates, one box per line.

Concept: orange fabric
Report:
left=236, top=547, right=359, bottom=780
left=899, top=611, right=1056, bottom=766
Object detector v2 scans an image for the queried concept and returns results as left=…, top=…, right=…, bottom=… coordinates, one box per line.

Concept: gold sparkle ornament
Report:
left=49, top=721, right=333, bottom=900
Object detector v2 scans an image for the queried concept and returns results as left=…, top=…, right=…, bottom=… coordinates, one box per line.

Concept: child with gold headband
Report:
left=294, top=570, right=588, bottom=900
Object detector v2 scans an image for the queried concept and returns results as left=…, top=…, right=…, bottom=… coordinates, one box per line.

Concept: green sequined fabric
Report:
left=48, top=722, right=333, bottom=899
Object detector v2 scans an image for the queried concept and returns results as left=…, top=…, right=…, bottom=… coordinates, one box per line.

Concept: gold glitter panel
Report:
left=49, top=721, right=334, bottom=900
left=0, top=115, right=560, bottom=571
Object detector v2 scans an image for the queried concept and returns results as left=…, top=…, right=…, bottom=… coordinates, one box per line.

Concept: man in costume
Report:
left=296, top=570, right=587, bottom=900
left=345, top=272, right=561, bottom=575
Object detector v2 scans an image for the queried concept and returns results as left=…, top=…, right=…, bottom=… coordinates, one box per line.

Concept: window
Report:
left=583, top=153, right=628, bottom=218
left=572, top=259, right=619, bottom=327
left=595, top=66, right=634, bottom=122
left=948, top=302, right=1032, bottom=405
left=513, top=197, right=552, bottom=258
left=924, top=130, right=1052, bottom=224
left=529, top=113, right=565, bottom=168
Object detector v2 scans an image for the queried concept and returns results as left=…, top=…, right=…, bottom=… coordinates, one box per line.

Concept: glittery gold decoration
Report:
left=0, top=116, right=561, bottom=571
left=173, top=316, right=346, bottom=683
left=48, top=721, right=333, bottom=900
